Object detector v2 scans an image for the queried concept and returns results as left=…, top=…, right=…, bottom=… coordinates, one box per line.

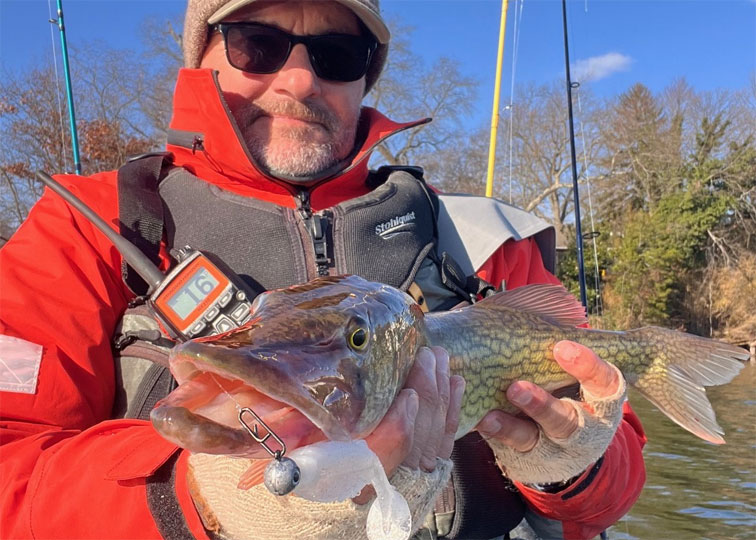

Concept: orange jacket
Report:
left=0, top=68, right=645, bottom=539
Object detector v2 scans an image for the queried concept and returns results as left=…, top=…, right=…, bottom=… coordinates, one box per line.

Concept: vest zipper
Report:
left=296, top=190, right=332, bottom=277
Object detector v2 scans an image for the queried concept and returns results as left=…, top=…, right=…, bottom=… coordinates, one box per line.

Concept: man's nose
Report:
left=271, top=44, right=321, bottom=100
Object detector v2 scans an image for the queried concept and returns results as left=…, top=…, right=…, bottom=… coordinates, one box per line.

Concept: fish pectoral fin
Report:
left=628, top=327, right=747, bottom=444
left=237, top=458, right=272, bottom=490
left=475, top=284, right=587, bottom=327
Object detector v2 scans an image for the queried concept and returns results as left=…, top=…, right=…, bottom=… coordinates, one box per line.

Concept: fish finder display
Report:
left=166, top=267, right=219, bottom=319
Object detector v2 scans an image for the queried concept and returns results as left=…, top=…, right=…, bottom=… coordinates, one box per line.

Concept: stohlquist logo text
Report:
left=375, top=211, right=416, bottom=237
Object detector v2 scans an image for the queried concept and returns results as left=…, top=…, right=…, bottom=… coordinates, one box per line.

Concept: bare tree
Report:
left=139, top=14, right=184, bottom=140
left=1, top=66, right=74, bottom=239
left=365, top=19, right=479, bottom=174
left=0, top=42, right=169, bottom=239
left=425, top=126, right=489, bottom=196
left=596, top=83, right=683, bottom=224
left=486, top=82, right=605, bottom=235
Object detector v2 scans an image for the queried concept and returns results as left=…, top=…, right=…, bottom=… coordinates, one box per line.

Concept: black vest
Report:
left=155, top=166, right=437, bottom=296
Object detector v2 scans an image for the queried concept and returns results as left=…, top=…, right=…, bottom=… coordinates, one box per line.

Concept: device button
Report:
left=214, top=315, right=236, bottom=334
left=189, top=321, right=206, bottom=336
left=231, top=303, right=250, bottom=322
left=204, top=306, right=220, bottom=321
left=218, top=290, right=233, bottom=307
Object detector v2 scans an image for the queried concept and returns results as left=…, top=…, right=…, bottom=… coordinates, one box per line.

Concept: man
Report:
left=0, top=0, right=646, bottom=538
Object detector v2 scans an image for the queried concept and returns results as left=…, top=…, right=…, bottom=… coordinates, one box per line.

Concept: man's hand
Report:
left=476, top=340, right=620, bottom=450
left=360, top=347, right=465, bottom=493
left=474, top=340, right=626, bottom=484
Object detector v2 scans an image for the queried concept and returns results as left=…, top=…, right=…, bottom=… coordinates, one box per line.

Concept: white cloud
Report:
left=571, top=52, right=633, bottom=83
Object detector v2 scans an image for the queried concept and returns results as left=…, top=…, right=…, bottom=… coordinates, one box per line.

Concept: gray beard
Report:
left=233, top=99, right=358, bottom=180
left=249, top=133, right=345, bottom=179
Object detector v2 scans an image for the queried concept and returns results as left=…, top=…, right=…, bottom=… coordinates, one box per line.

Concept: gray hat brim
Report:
left=207, top=0, right=389, bottom=44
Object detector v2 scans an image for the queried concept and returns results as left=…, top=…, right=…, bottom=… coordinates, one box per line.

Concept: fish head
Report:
left=151, top=275, right=427, bottom=457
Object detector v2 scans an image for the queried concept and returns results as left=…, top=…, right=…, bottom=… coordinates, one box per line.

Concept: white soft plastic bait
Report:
left=287, top=440, right=412, bottom=540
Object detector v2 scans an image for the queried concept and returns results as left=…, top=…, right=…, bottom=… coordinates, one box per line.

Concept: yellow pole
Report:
left=485, top=0, right=510, bottom=198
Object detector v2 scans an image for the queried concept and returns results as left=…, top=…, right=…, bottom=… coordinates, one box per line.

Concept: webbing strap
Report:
left=126, top=363, right=176, bottom=420
left=146, top=452, right=196, bottom=540
left=117, top=153, right=172, bottom=295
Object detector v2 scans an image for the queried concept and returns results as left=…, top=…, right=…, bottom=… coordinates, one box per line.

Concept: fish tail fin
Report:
left=625, top=327, right=747, bottom=444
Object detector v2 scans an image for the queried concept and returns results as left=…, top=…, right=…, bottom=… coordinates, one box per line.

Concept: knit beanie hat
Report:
left=183, top=0, right=390, bottom=93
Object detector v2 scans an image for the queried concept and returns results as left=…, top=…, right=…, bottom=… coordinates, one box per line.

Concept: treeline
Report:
left=1, top=18, right=753, bottom=350
left=556, top=86, right=755, bottom=351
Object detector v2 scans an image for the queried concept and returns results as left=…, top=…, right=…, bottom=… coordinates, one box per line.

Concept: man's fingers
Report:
left=553, top=340, right=620, bottom=398
left=474, top=343, right=623, bottom=456
left=419, top=346, right=450, bottom=471
left=475, top=410, right=540, bottom=452
left=401, top=347, right=438, bottom=470
left=365, top=388, right=419, bottom=476
left=438, top=375, right=465, bottom=459
left=431, top=346, right=451, bottom=413
left=506, top=381, right=579, bottom=440
left=356, top=389, right=418, bottom=505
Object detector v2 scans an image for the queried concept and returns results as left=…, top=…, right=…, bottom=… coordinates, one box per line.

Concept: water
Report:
left=608, top=361, right=756, bottom=540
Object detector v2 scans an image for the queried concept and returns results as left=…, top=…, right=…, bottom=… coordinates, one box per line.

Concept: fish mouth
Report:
left=150, top=351, right=329, bottom=458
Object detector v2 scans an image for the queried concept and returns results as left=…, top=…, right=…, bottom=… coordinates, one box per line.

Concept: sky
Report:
left=1, top=0, right=754, bottom=129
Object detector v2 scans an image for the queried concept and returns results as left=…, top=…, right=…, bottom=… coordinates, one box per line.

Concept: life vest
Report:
left=159, top=165, right=437, bottom=294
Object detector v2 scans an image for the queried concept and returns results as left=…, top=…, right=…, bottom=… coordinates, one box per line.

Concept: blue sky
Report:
left=1, top=0, right=754, bottom=128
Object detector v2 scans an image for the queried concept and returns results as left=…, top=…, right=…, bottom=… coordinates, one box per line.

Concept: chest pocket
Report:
left=158, top=169, right=309, bottom=297
left=331, top=169, right=438, bottom=290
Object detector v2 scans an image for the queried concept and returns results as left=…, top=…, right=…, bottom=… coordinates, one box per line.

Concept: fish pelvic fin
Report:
left=626, top=327, right=748, bottom=444
left=476, top=284, right=588, bottom=327
left=237, top=459, right=271, bottom=490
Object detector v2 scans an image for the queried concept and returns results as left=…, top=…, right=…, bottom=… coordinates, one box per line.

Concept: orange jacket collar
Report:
left=166, top=68, right=429, bottom=210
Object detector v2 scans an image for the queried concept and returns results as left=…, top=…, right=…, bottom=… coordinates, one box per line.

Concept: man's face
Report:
left=200, top=1, right=366, bottom=179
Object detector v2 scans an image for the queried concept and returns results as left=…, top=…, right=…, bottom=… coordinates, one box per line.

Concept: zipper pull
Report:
left=310, top=216, right=330, bottom=276
left=296, top=190, right=331, bottom=276
left=296, top=190, right=312, bottom=218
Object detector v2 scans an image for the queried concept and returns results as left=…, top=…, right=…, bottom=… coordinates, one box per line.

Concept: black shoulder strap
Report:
left=117, top=152, right=173, bottom=295
left=437, top=251, right=497, bottom=304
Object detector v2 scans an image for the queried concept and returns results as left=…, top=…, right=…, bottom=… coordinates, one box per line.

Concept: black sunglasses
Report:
left=215, top=22, right=378, bottom=83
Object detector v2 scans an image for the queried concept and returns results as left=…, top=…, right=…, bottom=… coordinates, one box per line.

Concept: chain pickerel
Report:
left=152, top=275, right=747, bottom=470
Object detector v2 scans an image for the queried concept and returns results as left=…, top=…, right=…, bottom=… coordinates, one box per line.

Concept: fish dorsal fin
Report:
left=476, top=284, right=587, bottom=327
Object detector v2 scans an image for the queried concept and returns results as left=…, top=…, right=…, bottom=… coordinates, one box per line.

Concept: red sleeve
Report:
left=0, top=176, right=207, bottom=538
left=477, top=236, right=562, bottom=289
left=477, top=238, right=648, bottom=539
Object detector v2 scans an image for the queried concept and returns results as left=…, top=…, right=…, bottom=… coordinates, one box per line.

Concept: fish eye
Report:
left=348, top=328, right=369, bottom=351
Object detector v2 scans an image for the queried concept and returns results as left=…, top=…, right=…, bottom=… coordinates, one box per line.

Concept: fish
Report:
left=151, top=274, right=747, bottom=487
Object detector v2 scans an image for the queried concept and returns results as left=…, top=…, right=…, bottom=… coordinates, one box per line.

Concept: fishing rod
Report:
left=561, top=0, right=588, bottom=309
left=485, top=0, right=510, bottom=198
left=50, top=0, right=82, bottom=175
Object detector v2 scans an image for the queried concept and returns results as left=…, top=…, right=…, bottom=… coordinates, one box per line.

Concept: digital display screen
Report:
left=166, top=267, right=219, bottom=319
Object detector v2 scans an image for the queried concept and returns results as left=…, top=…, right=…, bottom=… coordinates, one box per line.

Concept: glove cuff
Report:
left=488, top=365, right=626, bottom=484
